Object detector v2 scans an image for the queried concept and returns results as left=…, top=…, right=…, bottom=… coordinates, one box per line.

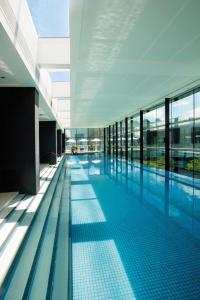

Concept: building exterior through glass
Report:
left=105, top=87, right=200, bottom=183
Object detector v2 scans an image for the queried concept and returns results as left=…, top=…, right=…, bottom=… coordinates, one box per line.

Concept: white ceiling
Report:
left=70, top=0, right=200, bottom=128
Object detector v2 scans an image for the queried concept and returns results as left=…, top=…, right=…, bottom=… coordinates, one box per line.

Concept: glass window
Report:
left=143, top=105, right=165, bottom=170
left=121, top=120, right=126, bottom=158
left=117, top=122, right=122, bottom=157
left=170, top=93, right=194, bottom=177
left=65, top=128, right=104, bottom=153
left=106, top=86, right=200, bottom=184
left=132, top=115, right=140, bottom=162
left=171, top=94, right=193, bottom=123
left=128, top=117, right=132, bottom=160
left=194, top=91, right=200, bottom=180
left=112, top=125, right=116, bottom=156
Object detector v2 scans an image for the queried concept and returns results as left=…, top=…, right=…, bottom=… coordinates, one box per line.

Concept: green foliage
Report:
left=156, top=156, right=165, bottom=168
left=144, top=156, right=165, bottom=169
left=187, top=157, right=200, bottom=171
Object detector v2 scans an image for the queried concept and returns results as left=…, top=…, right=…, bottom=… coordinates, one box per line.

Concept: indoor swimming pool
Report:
left=70, top=154, right=200, bottom=300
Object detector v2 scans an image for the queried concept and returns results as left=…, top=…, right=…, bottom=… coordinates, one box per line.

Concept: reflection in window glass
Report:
left=127, top=116, right=140, bottom=162
left=121, top=120, right=126, bottom=158
left=132, top=115, right=140, bottom=162
left=65, top=128, right=104, bottom=153
left=170, top=93, right=194, bottom=177
left=112, top=125, right=116, bottom=156
left=117, top=122, right=122, bottom=157
left=128, top=118, right=132, bottom=160
left=194, top=91, right=200, bottom=180
left=106, top=88, right=200, bottom=182
left=171, top=94, right=193, bottom=123
left=143, top=106, right=165, bottom=169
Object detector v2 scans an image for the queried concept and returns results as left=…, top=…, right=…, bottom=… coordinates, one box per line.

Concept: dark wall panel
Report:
left=62, top=131, right=65, bottom=154
left=39, top=121, right=57, bottom=165
left=0, top=87, right=39, bottom=194
left=57, top=129, right=62, bottom=157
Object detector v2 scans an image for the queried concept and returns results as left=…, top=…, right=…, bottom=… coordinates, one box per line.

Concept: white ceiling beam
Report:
left=38, top=38, right=70, bottom=69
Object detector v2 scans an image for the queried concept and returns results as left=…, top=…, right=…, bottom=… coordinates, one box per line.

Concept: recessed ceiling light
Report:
left=0, top=76, right=5, bottom=79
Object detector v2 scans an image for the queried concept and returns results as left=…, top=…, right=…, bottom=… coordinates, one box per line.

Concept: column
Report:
left=0, top=87, right=39, bottom=195
left=57, top=129, right=62, bottom=157
left=62, top=129, right=66, bottom=154
left=39, top=121, right=57, bottom=165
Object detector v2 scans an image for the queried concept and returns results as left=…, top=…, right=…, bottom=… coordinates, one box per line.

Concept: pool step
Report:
left=0, top=192, right=19, bottom=213
left=2, top=157, right=70, bottom=300
left=0, top=193, right=25, bottom=226
left=0, top=158, right=64, bottom=298
left=50, top=169, right=70, bottom=300
left=23, top=163, right=66, bottom=300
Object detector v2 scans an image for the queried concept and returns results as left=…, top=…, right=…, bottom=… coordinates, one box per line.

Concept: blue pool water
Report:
left=69, top=154, right=200, bottom=300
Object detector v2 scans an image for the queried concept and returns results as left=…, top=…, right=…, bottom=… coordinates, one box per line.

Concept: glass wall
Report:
left=132, top=115, right=140, bottom=162
left=194, top=90, right=200, bottom=180
left=170, top=93, right=194, bottom=177
left=110, top=125, right=116, bottom=155
left=112, top=124, right=117, bottom=156
left=169, top=90, right=200, bottom=180
left=143, top=105, right=165, bottom=169
left=66, top=128, right=104, bottom=153
left=128, top=117, right=132, bottom=160
left=121, top=120, right=126, bottom=158
left=105, top=86, right=200, bottom=181
left=106, top=127, right=110, bottom=154
left=118, top=122, right=122, bottom=157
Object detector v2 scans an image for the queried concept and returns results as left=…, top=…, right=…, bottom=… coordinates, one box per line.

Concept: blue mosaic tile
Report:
left=70, top=155, right=200, bottom=300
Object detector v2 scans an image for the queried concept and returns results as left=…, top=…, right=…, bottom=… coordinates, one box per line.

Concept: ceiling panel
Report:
left=70, top=0, right=200, bottom=128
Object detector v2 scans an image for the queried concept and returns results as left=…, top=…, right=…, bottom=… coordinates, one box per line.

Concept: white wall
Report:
left=38, top=38, right=70, bottom=68
left=0, top=0, right=70, bottom=129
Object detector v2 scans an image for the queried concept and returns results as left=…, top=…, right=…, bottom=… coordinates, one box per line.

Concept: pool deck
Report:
left=0, top=156, right=70, bottom=300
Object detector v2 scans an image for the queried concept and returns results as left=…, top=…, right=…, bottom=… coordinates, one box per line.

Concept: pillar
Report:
left=39, top=121, right=57, bottom=165
left=0, top=87, right=39, bottom=194
left=62, top=130, right=65, bottom=154
left=57, top=129, right=62, bottom=157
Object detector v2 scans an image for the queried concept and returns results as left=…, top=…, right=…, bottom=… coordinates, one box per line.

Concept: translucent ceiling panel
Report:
left=57, top=99, right=70, bottom=111
left=27, top=0, right=69, bottom=37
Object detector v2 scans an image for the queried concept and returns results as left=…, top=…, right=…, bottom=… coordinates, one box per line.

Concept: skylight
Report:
left=27, top=0, right=69, bottom=37
left=50, top=71, right=70, bottom=82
